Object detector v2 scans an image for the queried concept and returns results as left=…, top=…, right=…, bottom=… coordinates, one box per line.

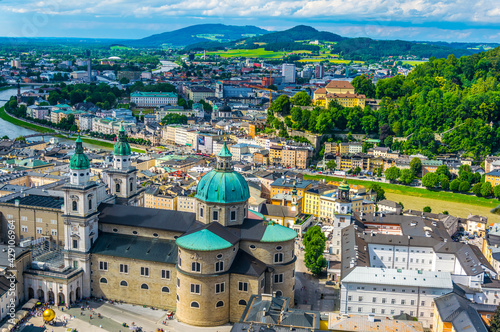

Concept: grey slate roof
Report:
left=434, top=292, right=490, bottom=332
left=5, top=194, right=64, bottom=209
left=90, top=232, right=178, bottom=264
left=98, top=203, right=199, bottom=233
left=229, top=249, right=267, bottom=277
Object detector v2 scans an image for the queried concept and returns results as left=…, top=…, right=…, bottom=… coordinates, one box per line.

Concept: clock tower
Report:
left=62, top=136, right=99, bottom=297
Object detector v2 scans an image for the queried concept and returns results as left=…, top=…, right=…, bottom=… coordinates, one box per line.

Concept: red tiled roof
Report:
left=326, top=80, right=354, bottom=89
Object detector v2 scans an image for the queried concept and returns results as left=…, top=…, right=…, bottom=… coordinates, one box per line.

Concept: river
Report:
left=0, top=88, right=112, bottom=150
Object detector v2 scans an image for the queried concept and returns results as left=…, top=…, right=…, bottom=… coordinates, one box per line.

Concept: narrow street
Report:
left=294, top=238, right=339, bottom=312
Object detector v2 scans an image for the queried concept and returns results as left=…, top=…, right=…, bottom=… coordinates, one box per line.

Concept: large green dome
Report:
left=113, top=124, right=131, bottom=156
left=70, top=136, right=90, bottom=170
left=195, top=169, right=250, bottom=204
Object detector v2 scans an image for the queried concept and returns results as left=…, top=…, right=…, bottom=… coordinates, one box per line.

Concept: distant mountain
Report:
left=130, top=24, right=269, bottom=47
left=185, top=25, right=344, bottom=51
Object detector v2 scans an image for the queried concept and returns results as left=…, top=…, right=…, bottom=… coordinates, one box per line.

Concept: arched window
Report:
left=238, top=299, right=247, bottom=306
left=190, top=301, right=199, bottom=308
left=216, top=301, right=224, bottom=308
left=116, top=183, right=121, bottom=193
left=130, top=181, right=133, bottom=192
left=191, top=262, right=201, bottom=272
left=274, top=253, right=284, bottom=263
left=200, top=207, right=204, bottom=217
left=72, top=201, right=77, bottom=211
left=99, top=278, right=107, bottom=284
left=120, top=280, right=128, bottom=287
left=140, top=283, right=149, bottom=290
left=88, top=199, right=92, bottom=210
left=161, top=286, right=170, bottom=293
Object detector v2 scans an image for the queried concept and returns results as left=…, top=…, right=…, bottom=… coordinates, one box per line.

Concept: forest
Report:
left=268, top=46, right=500, bottom=158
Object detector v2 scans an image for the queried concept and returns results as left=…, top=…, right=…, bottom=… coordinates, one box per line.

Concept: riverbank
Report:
left=0, top=106, right=55, bottom=133
left=304, top=174, right=499, bottom=211
left=0, top=107, right=146, bottom=153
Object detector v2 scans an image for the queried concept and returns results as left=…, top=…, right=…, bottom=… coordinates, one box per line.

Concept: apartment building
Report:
left=130, top=92, right=177, bottom=108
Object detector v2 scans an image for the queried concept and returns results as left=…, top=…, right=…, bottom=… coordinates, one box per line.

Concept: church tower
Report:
left=194, top=142, right=250, bottom=226
left=103, top=124, right=144, bottom=206
left=62, top=136, right=99, bottom=297
left=332, top=179, right=352, bottom=255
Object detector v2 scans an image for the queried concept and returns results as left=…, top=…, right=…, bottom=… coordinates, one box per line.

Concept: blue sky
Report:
left=1, top=0, right=500, bottom=42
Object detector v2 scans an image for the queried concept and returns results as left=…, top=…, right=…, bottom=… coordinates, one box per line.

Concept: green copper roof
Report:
left=218, top=142, right=232, bottom=158
left=176, top=229, right=232, bottom=251
left=339, top=179, right=350, bottom=191
left=69, top=136, right=90, bottom=170
left=113, top=124, right=131, bottom=156
left=260, top=221, right=297, bottom=243
left=195, top=169, right=250, bottom=204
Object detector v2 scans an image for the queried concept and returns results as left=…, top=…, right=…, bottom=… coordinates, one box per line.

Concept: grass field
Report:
left=110, top=45, right=131, bottom=50
left=304, top=174, right=500, bottom=221
left=196, top=48, right=317, bottom=59
left=401, top=60, right=428, bottom=66
left=0, top=107, right=55, bottom=133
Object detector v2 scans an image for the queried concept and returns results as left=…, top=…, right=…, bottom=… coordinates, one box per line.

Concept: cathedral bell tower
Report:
left=62, top=135, right=99, bottom=297
left=103, top=124, right=144, bottom=206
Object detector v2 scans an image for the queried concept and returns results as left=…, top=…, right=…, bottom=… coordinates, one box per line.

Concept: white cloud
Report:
left=1, top=0, right=499, bottom=24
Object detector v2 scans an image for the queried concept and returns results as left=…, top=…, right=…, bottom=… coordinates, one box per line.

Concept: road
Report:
left=293, top=238, right=339, bottom=312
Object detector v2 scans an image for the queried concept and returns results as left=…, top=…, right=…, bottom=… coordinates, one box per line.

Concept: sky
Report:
left=1, top=0, right=500, bottom=42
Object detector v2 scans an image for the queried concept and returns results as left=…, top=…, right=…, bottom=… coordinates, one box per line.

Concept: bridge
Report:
left=24, top=133, right=57, bottom=138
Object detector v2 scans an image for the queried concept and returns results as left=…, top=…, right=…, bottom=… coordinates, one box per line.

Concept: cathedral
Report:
left=16, top=125, right=297, bottom=326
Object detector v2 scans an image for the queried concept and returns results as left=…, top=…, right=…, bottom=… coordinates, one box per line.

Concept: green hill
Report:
left=130, top=24, right=269, bottom=47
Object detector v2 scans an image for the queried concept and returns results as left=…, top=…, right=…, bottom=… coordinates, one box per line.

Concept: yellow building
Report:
left=144, top=186, right=177, bottom=210
left=270, top=178, right=313, bottom=212
left=303, top=184, right=337, bottom=217
left=313, top=81, right=366, bottom=108
left=269, top=146, right=283, bottom=166
left=485, top=170, right=500, bottom=187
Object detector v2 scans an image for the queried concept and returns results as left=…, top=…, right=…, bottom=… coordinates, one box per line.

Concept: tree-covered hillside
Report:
left=269, top=47, right=500, bottom=158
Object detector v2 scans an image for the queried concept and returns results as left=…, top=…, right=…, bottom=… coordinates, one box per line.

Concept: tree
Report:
left=326, top=160, right=337, bottom=171
left=1, top=135, right=8, bottom=139
left=440, top=176, right=450, bottom=190
left=489, top=304, right=500, bottom=332
left=494, top=185, right=500, bottom=199
left=423, top=206, right=432, bottom=213
left=119, top=77, right=130, bottom=84
left=162, top=113, right=188, bottom=125
left=384, top=166, right=401, bottom=182
left=303, top=226, right=327, bottom=275
left=351, top=75, right=376, bottom=98
left=369, top=183, right=386, bottom=202
left=290, top=91, right=311, bottom=106
left=353, top=166, right=362, bottom=175
left=410, top=158, right=422, bottom=177
left=481, top=182, right=493, bottom=197
left=472, top=182, right=482, bottom=196
left=422, top=172, right=439, bottom=188
left=269, top=95, right=291, bottom=115
left=450, top=179, right=461, bottom=191
left=399, top=169, right=415, bottom=185
left=435, top=165, right=451, bottom=179
left=442, top=210, right=449, bottom=215
left=459, top=181, right=471, bottom=192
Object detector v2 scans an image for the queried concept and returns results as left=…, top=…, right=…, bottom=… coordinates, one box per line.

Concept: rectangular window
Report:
left=177, top=278, right=180, bottom=288
left=274, top=253, right=284, bottom=263
left=274, top=274, right=284, bottom=284
left=21, top=216, right=27, bottom=221
left=141, top=267, right=150, bottom=277
left=36, top=218, right=42, bottom=223
left=51, top=219, right=57, bottom=224
left=190, top=284, right=201, bottom=294
left=215, top=282, right=225, bottom=294
left=215, top=261, right=223, bottom=272
left=21, top=225, right=28, bottom=232
left=120, top=264, right=128, bottom=274
left=372, top=297, right=376, bottom=303
left=382, top=298, right=386, bottom=304
left=99, top=261, right=108, bottom=271
left=213, top=210, right=219, bottom=221
left=231, top=210, right=236, bottom=221
left=36, top=227, right=43, bottom=234
left=161, top=270, right=170, bottom=279
left=73, top=239, right=78, bottom=249
left=358, top=296, right=363, bottom=302
left=261, top=278, right=265, bottom=289
left=238, top=282, right=248, bottom=292
left=391, top=299, right=396, bottom=304
left=51, top=229, right=57, bottom=236
left=7, top=214, right=13, bottom=219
